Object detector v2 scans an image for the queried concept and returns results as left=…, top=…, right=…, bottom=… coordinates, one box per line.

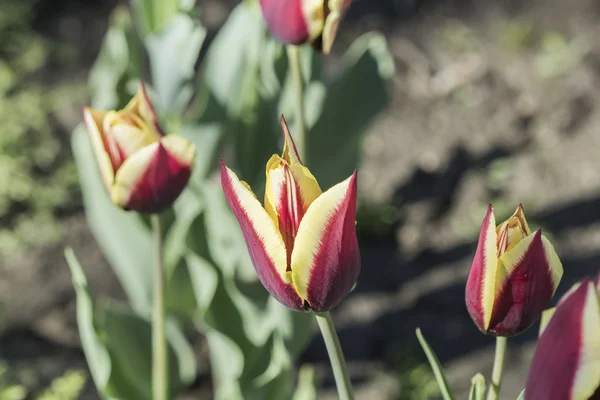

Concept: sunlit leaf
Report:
left=416, top=328, right=455, bottom=400
left=146, top=14, right=206, bottom=112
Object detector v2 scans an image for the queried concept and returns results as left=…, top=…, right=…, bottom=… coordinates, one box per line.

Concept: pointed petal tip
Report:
left=219, top=160, right=232, bottom=178
left=280, top=115, right=302, bottom=165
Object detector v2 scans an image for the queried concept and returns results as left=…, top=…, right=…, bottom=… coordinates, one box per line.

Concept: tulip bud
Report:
left=221, top=116, right=360, bottom=312
left=525, top=274, right=600, bottom=400
left=83, top=83, right=195, bottom=213
left=465, top=204, right=563, bottom=336
left=258, top=0, right=352, bottom=54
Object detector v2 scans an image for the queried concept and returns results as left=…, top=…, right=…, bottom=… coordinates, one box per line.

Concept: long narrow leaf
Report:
left=416, top=328, right=455, bottom=400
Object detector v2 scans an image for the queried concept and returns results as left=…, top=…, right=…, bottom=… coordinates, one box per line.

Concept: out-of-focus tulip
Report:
left=465, top=204, right=563, bottom=336
left=220, top=116, right=360, bottom=312
left=258, top=0, right=352, bottom=54
left=83, top=83, right=195, bottom=213
left=525, top=274, right=600, bottom=400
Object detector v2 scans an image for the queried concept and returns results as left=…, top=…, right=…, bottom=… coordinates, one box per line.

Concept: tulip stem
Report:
left=315, top=312, right=354, bottom=400
left=287, top=45, right=307, bottom=161
left=151, top=214, right=168, bottom=400
left=487, top=336, right=507, bottom=400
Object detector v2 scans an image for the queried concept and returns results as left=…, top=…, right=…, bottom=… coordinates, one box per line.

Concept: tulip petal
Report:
left=465, top=205, right=498, bottom=331
left=264, top=157, right=322, bottom=225
left=321, top=9, right=341, bottom=54
left=83, top=107, right=115, bottom=189
left=525, top=280, right=600, bottom=400
left=264, top=157, right=322, bottom=264
left=572, top=284, right=600, bottom=400
left=259, top=0, right=324, bottom=45
left=103, top=112, right=159, bottom=159
left=320, top=0, right=351, bottom=53
left=125, top=83, right=165, bottom=137
left=291, top=171, right=360, bottom=312
left=220, top=162, right=305, bottom=311
left=486, top=230, right=563, bottom=335
left=280, top=115, right=302, bottom=165
left=111, top=135, right=194, bottom=213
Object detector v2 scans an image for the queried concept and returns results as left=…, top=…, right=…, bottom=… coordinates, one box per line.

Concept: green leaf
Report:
left=416, top=328, right=455, bottom=400
left=469, top=373, right=486, bottom=400
left=186, top=251, right=218, bottom=313
left=203, top=180, right=256, bottom=279
left=517, top=389, right=525, bottom=400
left=66, top=249, right=197, bottom=400
left=101, top=301, right=196, bottom=399
left=306, top=32, right=394, bottom=188
left=179, top=123, right=223, bottom=182
left=146, top=13, right=206, bottom=113
left=71, top=126, right=153, bottom=314
left=201, top=2, right=262, bottom=114
left=65, top=248, right=112, bottom=395
left=164, top=187, right=204, bottom=275
left=131, top=0, right=181, bottom=36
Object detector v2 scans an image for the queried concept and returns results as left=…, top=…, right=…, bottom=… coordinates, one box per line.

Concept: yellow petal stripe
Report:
left=538, top=307, right=556, bottom=336
left=83, top=107, right=115, bottom=188
left=541, top=235, right=564, bottom=292
left=481, top=207, right=499, bottom=329
left=264, top=155, right=286, bottom=228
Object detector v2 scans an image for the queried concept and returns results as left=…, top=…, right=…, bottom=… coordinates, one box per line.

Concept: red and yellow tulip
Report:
left=83, top=83, right=195, bottom=213
left=525, top=274, right=600, bottom=400
left=258, top=0, right=352, bottom=54
left=465, top=204, right=563, bottom=336
left=220, top=116, right=360, bottom=312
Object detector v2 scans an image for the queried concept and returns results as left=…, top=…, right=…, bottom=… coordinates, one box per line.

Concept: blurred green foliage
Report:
left=69, top=0, right=392, bottom=398
left=0, top=362, right=27, bottom=400
left=0, top=363, right=85, bottom=400
left=37, top=370, right=86, bottom=400
left=0, top=0, right=79, bottom=254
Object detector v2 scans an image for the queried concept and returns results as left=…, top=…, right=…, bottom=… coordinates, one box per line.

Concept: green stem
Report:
left=315, top=312, right=354, bottom=400
left=151, top=214, right=168, bottom=400
left=287, top=45, right=307, bottom=161
left=487, top=336, right=507, bottom=400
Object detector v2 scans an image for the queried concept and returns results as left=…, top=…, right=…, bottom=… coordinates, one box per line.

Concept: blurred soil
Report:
left=2, top=0, right=600, bottom=398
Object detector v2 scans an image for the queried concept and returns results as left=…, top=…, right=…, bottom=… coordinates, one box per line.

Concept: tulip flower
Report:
left=220, top=116, right=360, bottom=312
left=525, top=274, right=600, bottom=400
left=258, top=0, right=352, bottom=54
left=465, top=204, right=563, bottom=336
left=83, top=83, right=195, bottom=213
